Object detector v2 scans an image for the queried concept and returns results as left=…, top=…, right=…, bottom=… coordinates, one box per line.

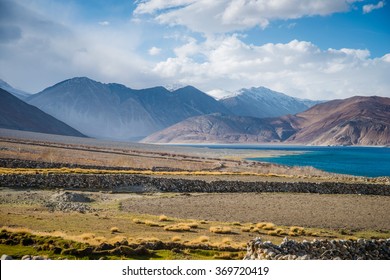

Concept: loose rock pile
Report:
left=50, top=191, right=92, bottom=203
left=244, top=237, right=390, bottom=260
left=2, top=254, right=57, bottom=260
left=44, top=191, right=94, bottom=213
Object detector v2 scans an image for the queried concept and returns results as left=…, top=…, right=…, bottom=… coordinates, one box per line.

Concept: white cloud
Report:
left=151, top=36, right=390, bottom=100
left=148, top=46, right=162, bottom=55
left=0, top=0, right=158, bottom=92
left=2, top=0, right=388, bottom=101
left=382, top=54, right=390, bottom=63
left=98, top=21, right=110, bottom=26
left=362, top=1, right=385, bottom=13
left=134, top=0, right=361, bottom=34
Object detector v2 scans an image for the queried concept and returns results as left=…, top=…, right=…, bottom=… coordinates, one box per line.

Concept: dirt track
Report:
left=122, top=192, right=390, bottom=230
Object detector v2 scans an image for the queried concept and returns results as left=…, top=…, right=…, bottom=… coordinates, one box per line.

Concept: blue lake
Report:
left=186, top=145, right=390, bottom=177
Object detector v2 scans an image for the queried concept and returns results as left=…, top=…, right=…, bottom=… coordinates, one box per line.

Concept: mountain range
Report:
left=26, top=77, right=230, bottom=140
left=24, top=77, right=318, bottom=141
left=0, top=88, right=85, bottom=137
left=1, top=76, right=388, bottom=146
left=142, top=96, right=390, bottom=146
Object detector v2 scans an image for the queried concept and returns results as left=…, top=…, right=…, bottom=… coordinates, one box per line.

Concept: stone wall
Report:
left=244, top=237, right=390, bottom=260
left=1, top=173, right=390, bottom=195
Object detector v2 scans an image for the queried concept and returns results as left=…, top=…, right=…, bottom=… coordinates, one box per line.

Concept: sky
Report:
left=0, top=0, right=389, bottom=100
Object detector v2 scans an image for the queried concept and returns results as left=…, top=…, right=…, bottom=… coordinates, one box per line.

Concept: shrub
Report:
left=144, top=220, right=161, bottom=227
left=164, top=224, right=191, bottom=232
left=267, top=230, right=279, bottom=236
left=231, top=222, right=241, bottom=226
left=132, top=219, right=144, bottom=224
left=250, top=227, right=260, bottom=233
left=262, top=223, right=276, bottom=230
left=185, top=222, right=199, bottom=229
left=110, top=227, right=119, bottom=233
left=171, top=236, right=181, bottom=242
left=159, top=215, right=169, bottom=222
left=241, top=227, right=251, bottom=232
left=209, top=226, right=232, bottom=234
left=221, top=237, right=232, bottom=244
left=256, top=223, right=266, bottom=229
left=265, top=228, right=285, bottom=236
left=289, top=226, right=305, bottom=235
left=339, top=229, right=349, bottom=235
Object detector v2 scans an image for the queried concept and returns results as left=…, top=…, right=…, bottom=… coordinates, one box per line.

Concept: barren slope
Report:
left=143, top=96, right=390, bottom=146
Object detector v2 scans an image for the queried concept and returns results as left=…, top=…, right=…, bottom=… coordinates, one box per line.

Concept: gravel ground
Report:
left=1, top=188, right=389, bottom=230
left=121, top=192, right=390, bottom=230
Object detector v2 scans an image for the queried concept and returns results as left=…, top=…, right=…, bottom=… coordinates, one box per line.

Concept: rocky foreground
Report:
left=245, top=238, right=390, bottom=260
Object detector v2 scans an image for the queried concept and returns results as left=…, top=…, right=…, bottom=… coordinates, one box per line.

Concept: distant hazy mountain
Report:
left=219, top=87, right=322, bottom=118
left=0, top=79, right=30, bottom=100
left=0, top=88, right=85, bottom=137
left=27, top=77, right=230, bottom=140
left=142, top=96, right=390, bottom=146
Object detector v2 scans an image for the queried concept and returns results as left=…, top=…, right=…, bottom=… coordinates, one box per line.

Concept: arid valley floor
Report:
left=0, top=129, right=389, bottom=260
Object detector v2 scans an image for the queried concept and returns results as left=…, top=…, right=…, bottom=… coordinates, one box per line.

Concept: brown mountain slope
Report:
left=288, top=96, right=390, bottom=145
left=141, top=114, right=297, bottom=144
left=142, top=96, right=390, bottom=146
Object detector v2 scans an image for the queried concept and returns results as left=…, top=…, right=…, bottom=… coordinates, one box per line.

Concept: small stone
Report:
left=268, top=252, right=276, bottom=258
left=1, top=254, right=13, bottom=260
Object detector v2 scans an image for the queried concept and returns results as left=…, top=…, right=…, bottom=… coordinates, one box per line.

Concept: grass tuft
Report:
left=110, top=227, right=119, bottom=234
left=159, top=215, right=169, bottom=222
left=171, top=236, right=181, bottom=242
left=262, top=223, right=276, bottom=230
left=132, top=218, right=145, bottom=224
left=192, top=236, right=210, bottom=243
left=144, top=220, right=162, bottom=227
left=289, top=226, right=305, bottom=235
left=209, top=226, right=233, bottom=234
left=241, top=227, right=251, bottom=232
left=164, top=224, right=191, bottom=232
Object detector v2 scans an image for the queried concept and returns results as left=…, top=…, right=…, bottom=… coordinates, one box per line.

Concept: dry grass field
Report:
left=1, top=189, right=389, bottom=259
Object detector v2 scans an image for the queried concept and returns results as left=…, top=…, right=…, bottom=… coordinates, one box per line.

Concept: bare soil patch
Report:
left=121, top=193, right=390, bottom=230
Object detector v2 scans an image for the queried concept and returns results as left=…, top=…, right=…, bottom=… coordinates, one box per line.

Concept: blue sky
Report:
left=0, top=0, right=389, bottom=100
